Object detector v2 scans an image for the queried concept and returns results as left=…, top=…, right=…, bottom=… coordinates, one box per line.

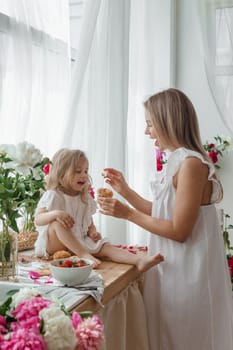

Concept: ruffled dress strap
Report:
left=165, top=148, right=222, bottom=203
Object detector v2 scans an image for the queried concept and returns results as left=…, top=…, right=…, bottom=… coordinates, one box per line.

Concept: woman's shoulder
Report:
left=166, top=147, right=213, bottom=178
left=168, top=147, right=212, bottom=164
left=177, top=156, right=209, bottom=182
left=169, top=147, right=203, bottom=160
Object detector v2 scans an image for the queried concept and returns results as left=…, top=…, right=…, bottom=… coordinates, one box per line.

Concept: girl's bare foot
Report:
left=80, top=253, right=101, bottom=268
left=137, top=253, right=164, bottom=272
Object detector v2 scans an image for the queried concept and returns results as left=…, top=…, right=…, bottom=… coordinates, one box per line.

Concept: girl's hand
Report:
left=55, top=210, right=75, bottom=229
left=89, top=231, right=102, bottom=242
left=102, top=168, right=129, bottom=197
left=97, top=197, right=131, bottom=219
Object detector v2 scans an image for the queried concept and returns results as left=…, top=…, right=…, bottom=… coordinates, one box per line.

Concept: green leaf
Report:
left=0, top=296, right=12, bottom=316
left=79, top=311, right=93, bottom=319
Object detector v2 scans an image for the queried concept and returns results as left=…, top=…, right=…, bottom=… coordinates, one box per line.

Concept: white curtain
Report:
left=63, top=0, right=130, bottom=243
left=0, top=0, right=71, bottom=158
left=126, top=0, right=174, bottom=245
left=199, top=0, right=233, bottom=135
left=63, top=0, right=173, bottom=245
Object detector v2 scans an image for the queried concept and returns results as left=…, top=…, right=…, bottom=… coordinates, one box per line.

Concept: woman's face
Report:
left=145, top=111, right=162, bottom=149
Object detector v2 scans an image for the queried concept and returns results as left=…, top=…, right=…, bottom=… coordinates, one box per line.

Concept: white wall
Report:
left=176, top=0, right=233, bottom=240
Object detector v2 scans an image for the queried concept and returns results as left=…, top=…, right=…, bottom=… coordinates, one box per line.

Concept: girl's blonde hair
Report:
left=144, top=88, right=223, bottom=201
left=47, top=148, right=91, bottom=199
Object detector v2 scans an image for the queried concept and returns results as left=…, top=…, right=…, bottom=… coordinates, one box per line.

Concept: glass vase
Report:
left=0, top=222, right=18, bottom=281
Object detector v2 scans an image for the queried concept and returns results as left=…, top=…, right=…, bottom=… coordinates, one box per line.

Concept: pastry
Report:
left=36, top=267, right=51, bottom=276
left=97, top=188, right=113, bottom=198
left=53, top=250, right=71, bottom=260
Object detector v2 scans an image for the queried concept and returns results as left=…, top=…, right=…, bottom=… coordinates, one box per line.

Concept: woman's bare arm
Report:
left=103, top=168, right=152, bottom=215
left=99, top=158, right=209, bottom=242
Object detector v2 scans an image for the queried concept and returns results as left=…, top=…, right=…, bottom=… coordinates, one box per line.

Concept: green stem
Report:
left=0, top=220, right=17, bottom=280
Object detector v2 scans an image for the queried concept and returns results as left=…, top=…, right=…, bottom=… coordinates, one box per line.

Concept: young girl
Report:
left=34, top=148, right=164, bottom=270
left=98, top=89, right=233, bottom=350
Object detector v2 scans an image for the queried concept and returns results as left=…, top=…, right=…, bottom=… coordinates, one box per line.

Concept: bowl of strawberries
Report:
left=49, top=257, right=93, bottom=286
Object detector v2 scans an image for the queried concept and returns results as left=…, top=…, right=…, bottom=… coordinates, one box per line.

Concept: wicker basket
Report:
left=18, top=231, right=38, bottom=252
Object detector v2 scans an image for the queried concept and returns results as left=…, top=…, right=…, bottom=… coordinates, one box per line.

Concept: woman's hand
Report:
left=55, top=210, right=75, bottom=229
left=102, top=168, right=129, bottom=197
left=97, top=197, right=131, bottom=219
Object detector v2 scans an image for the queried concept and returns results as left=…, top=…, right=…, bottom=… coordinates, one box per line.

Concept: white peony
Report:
left=11, top=287, right=40, bottom=307
left=40, top=304, right=78, bottom=350
left=220, top=135, right=233, bottom=151
left=0, top=141, right=43, bottom=179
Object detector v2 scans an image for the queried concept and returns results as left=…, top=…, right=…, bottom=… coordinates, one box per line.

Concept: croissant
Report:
left=53, top=250, right=71, bottom=260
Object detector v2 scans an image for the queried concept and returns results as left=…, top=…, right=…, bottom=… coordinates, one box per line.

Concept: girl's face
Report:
left=63, top=158, right=89, bottom=195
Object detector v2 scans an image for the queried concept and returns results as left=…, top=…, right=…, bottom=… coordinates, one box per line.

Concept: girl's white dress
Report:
left=34, top=190, right=108, bottom=257
left=143, top=148, right=233, bottom=350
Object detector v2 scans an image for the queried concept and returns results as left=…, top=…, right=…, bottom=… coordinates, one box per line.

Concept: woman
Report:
left=98, top=88, right=233, bottom=350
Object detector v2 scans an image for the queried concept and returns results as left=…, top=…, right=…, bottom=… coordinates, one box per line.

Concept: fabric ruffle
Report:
left=151, top=148, right=222, bottom=204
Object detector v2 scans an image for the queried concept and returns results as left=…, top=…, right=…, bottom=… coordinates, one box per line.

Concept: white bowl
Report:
left=49, top=258, right=93, bottom=286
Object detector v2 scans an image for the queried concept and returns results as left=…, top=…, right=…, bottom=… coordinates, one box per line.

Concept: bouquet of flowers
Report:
left=0, top=141, right=50, bottom=232
left=0, top=287, right=104, bottom=350
left=221, top=211, right=233, bottom=291
left=155, top=148, right=167, bottom=172
left=203, top=135, right=233, bottom=168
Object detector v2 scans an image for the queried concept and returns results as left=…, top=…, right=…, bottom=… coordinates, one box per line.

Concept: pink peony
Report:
left=0, top=315, right=7, bottom=334
left=11, top=296, right=52, bottom=322
left=72, top=311, right=83, bottom=328
left=155, top=148, right=166, bottom=172
left=43, top=163, right=50, bottom=175
left=90, top=187, right=95, bottom=199
left=208, top=143, right=215, bottom=149
left=0, top=288, right=104, bottom=350
left=228, top=256, right=233, bottom=277
left=75, top=315, right=104, bottom=350
left=11, top=315, right=41, bottom=334
left=156, top=159, right=163, bottom=171
left=208, top=150, right=218, bottom=164
left=1, top=328, right=46, bottom=350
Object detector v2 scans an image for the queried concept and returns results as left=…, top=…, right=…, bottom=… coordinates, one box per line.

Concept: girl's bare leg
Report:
left=46, top=221, right=101, bottom=267
left=96, top=243, right=164, bottom=272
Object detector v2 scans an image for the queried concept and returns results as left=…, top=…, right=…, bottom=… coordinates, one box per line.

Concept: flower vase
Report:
left=0, top=223, right=18, bottom=281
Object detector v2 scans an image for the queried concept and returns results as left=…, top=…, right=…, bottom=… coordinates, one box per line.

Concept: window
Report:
left=69, top=0, right=85, bottom=63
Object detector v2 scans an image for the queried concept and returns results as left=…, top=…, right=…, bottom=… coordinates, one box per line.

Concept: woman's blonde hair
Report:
left=144, top=88, right=223, bottom=201
left=144, top=88, right=210, bottom=160
left=47, top=148, right=91, bottom=199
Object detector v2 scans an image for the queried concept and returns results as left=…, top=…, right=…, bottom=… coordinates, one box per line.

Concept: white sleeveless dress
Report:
left=34, top=190, right=108, bottom=257
left=143, top=148, right=233, bottom=350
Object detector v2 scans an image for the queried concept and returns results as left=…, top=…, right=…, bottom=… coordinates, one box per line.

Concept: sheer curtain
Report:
left=63, top=0, right=130, bottom=243
left=126, top=0, right=174, bottom=245
left=0, top=0, right=71, bottom=158
left=199, top=0, right=233, bottom=135
left=64, top=0, right=174, bottom=244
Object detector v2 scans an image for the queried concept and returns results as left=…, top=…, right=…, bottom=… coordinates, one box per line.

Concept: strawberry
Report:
left=62, top=259, right=73, bottom=268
